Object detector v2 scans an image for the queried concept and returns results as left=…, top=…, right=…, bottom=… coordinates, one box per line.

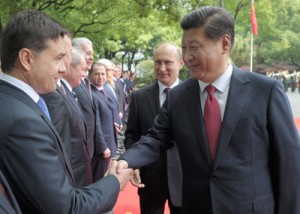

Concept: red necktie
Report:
left=204, top=85, right=221, bottom=160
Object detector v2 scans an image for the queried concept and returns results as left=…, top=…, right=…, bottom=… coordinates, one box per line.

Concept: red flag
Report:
left=250, top=3, right=258, bottom=35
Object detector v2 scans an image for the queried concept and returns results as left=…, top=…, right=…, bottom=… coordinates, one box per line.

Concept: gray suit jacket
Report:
left=124, top=81, right=182, bottom=206
left=0, top=80, right=120, bottom=213
left=120, top=67, right=300, bottom=213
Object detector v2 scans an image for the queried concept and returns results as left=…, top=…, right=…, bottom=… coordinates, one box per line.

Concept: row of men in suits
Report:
left=0, top=10, right=133, bottom=213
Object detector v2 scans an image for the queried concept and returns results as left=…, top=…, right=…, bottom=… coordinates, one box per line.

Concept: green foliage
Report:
left=135, top=59, right=155, bottom=85
left=1, top=0, right=300, bottom=81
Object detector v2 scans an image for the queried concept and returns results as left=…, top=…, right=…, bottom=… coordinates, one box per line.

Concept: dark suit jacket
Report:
left=74, top=81, right=96, bottom=159
left=42, top=84, right=93, bottom=187
left=92, top=85, right=117, bottom=158
left=114, top=78, right=126, bottom=118
left=104, top=83, right=122, bottom=127
left=124, top=81, right=182, bottom=206
left=120, top=67, right=300, bottom=213
left=91, top=85, right=118, bottom=180
left=0, top=171, right=21, bottom=214
left=0, top=80, right=120, bottom=213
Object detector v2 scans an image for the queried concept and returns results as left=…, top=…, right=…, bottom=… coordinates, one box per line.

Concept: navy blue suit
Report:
left=91, top=85, right=118, bottom=181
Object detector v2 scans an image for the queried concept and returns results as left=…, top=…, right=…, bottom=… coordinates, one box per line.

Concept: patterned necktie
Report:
left=204, top=85, right=221, bottom=160
left=163, top=87, right=170, bottom=94
left=71, top=91, right=78, bottom=102
left=37, top=97, right=51, bottom=121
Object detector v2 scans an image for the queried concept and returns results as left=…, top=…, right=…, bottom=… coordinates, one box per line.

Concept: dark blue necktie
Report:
left=37, top=97, right=51, bottom=121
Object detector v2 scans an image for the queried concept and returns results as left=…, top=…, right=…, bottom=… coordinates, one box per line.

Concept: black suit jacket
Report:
left=0, top=171, right=21, bottom=214
left=42, top=84, right=93, bottom=187
left=0, top=80, right=120, bottom=213
left=120, top=67, right=300, bottom=213
left=74, top=81, right=96, bottom=159
left=125, top=81, right=182, bottom=206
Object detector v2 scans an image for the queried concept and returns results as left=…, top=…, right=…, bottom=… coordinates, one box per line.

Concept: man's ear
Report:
left=179, top=59, right=185, bottom=70
left=19, top=48, right=35, bottom=71
left=221, top=34, right=231, bottom=53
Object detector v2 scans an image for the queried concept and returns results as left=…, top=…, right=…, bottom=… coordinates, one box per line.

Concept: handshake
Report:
left=107, top=160, right=145, bottom=191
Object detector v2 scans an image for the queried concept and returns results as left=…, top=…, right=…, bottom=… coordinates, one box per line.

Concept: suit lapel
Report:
left=184, top=79, right=212, bottom=168
left=0, top=81, right=75, bottom=184
left=145, top=82, right=160, bottom=118
left=80, top=82, right=95, bottom=111
left=213, top=68, right=251, bottom=169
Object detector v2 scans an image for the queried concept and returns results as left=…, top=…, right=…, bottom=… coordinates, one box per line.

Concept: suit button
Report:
left=211, top=176, right=217, bottom=184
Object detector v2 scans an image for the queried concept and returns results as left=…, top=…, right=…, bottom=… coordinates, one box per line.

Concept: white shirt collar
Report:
left=198, top=62, right=233, bottom=94
left=158, top=78, right=180, bottom=94
left=61, top=78, right=72, bottom=92
left=0, top=73, right=40, bottom=102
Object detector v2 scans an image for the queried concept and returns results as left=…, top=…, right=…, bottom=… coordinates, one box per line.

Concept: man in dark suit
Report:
left=88, top=62, right=118, bottom=181
left=125, top=42, right=184, bottom=214
left=0, top=10, right=132, bottom=213
left=117, top=6, right=300, bottom=213
left=43, top=37, right=93, bottom=187
left=73, top=37, right=96, bottom=162
left=0, top=171, right=21, bottom=214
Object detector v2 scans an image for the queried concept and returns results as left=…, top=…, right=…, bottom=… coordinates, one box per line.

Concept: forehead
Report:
left=93, top=65, right=106, bottom=72
left=43, top=37, right=65, bottom=54
left=154, top=45, right=179, bottom=60
left=82, top=44, right=93, bottom=53
left=182, top=27, right=207, bottom=43
left=64, top=36, right=72, bottom=48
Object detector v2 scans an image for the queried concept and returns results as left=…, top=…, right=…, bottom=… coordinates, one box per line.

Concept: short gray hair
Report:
left=71, top=48, right=84, bottom=66
left=72, top=37, right=93, bottom=50
left=98, top=58, right=114, bottom=69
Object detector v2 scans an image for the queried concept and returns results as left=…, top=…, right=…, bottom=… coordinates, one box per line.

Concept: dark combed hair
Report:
left=180, top=6, right=235, bottom=49
left=1, top=10, right=69, bottom=72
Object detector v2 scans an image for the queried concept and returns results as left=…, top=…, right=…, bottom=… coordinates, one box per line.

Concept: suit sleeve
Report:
left=268, top=81, right=300, bottom=213
left=121, top=93, right=173, bottom=169
left=3, top=116, right=119, bottom=213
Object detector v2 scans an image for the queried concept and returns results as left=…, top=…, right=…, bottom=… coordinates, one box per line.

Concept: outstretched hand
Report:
left=116, top=159, right=129, bottom=174
left=108, top=160, right=133, bottom=191
left=130, top=169, right=145, bottom=188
